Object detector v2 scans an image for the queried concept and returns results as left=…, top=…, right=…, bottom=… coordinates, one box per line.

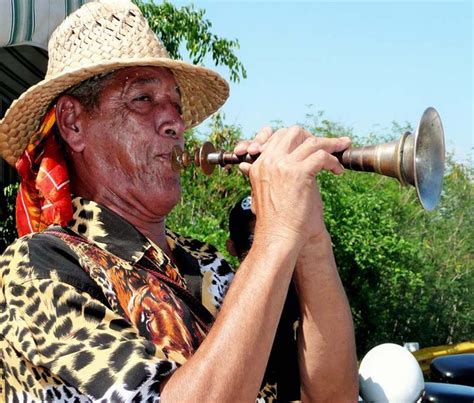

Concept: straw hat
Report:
left=0, top=0, right=229, bottom=166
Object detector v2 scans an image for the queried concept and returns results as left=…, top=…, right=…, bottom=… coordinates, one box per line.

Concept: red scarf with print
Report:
left=15, top=107, right=73, bottom=237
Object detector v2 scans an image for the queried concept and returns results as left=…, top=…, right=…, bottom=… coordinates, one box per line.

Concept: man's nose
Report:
left=155, top=102, right=185, bottom=139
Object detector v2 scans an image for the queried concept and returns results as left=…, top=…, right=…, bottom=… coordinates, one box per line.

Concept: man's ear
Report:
left=55, top=95, right=87, bottom=153
left=225, top=239, right=237, bottom=257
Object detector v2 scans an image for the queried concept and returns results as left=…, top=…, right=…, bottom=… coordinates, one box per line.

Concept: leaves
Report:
left=0, top=183, right=18, bottom=252
left=133, top=0, right=246, bottom=82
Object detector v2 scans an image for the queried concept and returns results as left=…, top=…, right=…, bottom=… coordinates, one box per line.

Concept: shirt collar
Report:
left=69, top=196, right=155, bottom=264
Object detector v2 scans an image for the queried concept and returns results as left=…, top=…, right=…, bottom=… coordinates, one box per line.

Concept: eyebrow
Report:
left=122, top=76, right=181, bottom=97
left=121, top=76, right=160, bottom=96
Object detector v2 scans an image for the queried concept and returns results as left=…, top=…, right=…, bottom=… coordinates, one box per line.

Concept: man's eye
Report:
left=134, top=95, right=151, bottom=102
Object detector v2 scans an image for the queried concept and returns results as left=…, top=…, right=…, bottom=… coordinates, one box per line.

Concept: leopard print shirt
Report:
left=0, top=197, right=300, bottom=402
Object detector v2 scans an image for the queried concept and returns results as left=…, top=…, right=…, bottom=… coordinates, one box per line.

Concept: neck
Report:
left=72, top=187, right=173, bottom=256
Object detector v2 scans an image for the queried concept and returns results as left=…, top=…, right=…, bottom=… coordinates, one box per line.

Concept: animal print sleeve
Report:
left=1, top=275, right=178, bottom=401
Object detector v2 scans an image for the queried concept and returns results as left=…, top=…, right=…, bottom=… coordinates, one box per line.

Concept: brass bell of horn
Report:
left=171, top=107, right=445, bottom=210
left=334, top=107, right=445, bottom=210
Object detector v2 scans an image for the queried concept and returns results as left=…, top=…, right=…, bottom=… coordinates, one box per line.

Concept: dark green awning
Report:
left=0, top=0, right=88, bottom=111
left=1, top=0, right=89, bottom=184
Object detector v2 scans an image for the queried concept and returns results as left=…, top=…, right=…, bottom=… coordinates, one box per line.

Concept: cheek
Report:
left=105, top=120, right=151, bottom=160
left=92, top=115, right=175, bottom=175
left=103, top=134, right=148, bottom=169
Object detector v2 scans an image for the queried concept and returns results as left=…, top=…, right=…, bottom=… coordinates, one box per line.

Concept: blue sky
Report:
left=174, top=1, right=473, bottom=162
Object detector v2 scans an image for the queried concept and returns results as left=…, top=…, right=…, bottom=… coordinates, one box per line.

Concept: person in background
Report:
left=227, top=194, right=301, bottom=401
left=227, top=195, right=255, bottom=262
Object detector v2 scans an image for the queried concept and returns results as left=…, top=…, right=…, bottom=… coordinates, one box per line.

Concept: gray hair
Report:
left=53, top=71, right=114, bottom=152
left=63, top=71, right=114, bottom=111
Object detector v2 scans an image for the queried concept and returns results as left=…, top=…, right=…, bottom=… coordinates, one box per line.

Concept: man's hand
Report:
left=233, top=127, right=358, bottom=401
left=235, top=126, right=351, bottom=247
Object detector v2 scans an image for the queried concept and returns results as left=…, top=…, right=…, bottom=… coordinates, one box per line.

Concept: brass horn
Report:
left=171, top=107, right=445, bottom=210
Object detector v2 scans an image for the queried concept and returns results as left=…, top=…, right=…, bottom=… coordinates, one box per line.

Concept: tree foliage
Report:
left=133, top=0, right=246, bottom=83
left=321, top=160, right=473, bottom=355
left=0, top=183, right=17, bottom=253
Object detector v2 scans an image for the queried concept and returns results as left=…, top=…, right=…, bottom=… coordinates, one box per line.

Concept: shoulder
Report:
left=2, top=231, right=79, bottom=279
left=170, top=230, right=219, bottom=255
left=1, top=231, right=107, bottom=303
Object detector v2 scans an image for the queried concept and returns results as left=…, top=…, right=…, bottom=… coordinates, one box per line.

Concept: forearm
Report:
left=294, top=232, right=358, bottom=402
left=161, top=235, right=299, bottom=402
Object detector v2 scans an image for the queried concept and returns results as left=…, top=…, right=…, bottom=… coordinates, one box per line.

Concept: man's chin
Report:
left=148, top=188, right=181, bottom=213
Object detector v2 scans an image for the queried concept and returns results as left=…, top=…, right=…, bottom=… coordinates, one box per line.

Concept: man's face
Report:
left=80, top=66, right=185, bottom=216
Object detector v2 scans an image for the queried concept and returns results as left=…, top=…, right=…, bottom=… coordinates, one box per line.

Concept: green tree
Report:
left=405, top=158, right=474, bottom=347
left=134, top=0, right=246, bottom=83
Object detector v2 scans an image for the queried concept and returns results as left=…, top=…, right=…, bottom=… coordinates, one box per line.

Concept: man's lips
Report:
left=152, top=146, right=183, bottom=168
left=154, top=152, right=172, bottom=161
left=153, top=152, right=180, bottom=172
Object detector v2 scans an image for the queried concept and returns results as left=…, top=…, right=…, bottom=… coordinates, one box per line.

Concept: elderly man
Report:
left=0, top=1, right=358, bottom=402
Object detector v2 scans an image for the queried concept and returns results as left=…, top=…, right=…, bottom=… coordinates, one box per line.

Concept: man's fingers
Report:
left=239, top=162, right=251, bottom=176
left=234, top=126, right=273, bottom=156
left=301, top=149, right=345, bottom=175
left=247, top=126, right=274, bottom=155
left=238, top=130, right=351, bottom=176
left=254, top=126, right=274, bottom=144
left=239, top=128, right=288, bottom=175
left=234, top=140, right=252, bottom=156
left=289, top=136, right=351, bottom=163
left=264, top=126, right=315, bottom=156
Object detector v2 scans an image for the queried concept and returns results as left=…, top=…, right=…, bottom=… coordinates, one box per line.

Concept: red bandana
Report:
left=15, top=107, right=73, bottom=237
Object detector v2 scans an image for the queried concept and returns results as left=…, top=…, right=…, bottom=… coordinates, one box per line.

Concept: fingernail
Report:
left=234, top=144, right=246, bottom=154
left=248, top=142, right=260, bottom=153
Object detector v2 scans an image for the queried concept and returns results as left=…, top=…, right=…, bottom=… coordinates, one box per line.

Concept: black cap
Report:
left=229, top=195, right=255, bottom=256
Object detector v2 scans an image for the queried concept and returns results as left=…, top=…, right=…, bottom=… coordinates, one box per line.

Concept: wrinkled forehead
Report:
left=104, top=66, right=181, bottom=95
left=112, top=65, right=175, bottom=81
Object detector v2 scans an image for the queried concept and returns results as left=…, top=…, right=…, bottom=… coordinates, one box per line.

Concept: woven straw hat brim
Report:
left=0, top=57, right=229, bottom=166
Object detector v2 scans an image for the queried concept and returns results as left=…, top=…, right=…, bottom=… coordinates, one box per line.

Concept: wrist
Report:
left=253, top=222, right=305, bottom=251
left=296, top=230, right=335, bottom=272
left=301, top=229, right=332, bottom=253
left=239, top=231, right=300, bottom=285
left=250, top=228, right=303, bottom=267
